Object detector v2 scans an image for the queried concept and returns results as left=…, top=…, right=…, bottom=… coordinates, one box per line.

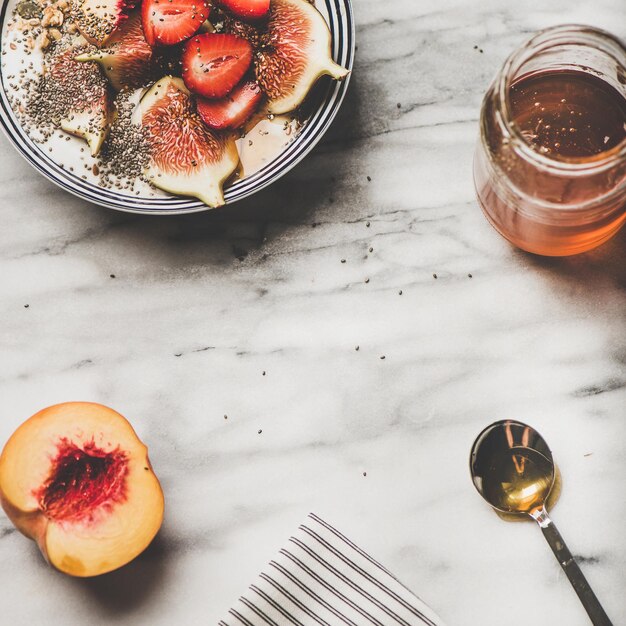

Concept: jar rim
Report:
left=496, top=24, right=626, bottom=174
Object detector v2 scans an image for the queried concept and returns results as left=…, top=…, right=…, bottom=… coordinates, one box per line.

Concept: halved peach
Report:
left=0, top=402, right=164, bottom=577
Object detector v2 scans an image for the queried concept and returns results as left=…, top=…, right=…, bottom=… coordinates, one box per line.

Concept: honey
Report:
left=480, top=446, right=554, bottom=514
left=510, top=70, right=626, bottom=159
left=474, top=26, right=626, bottom=256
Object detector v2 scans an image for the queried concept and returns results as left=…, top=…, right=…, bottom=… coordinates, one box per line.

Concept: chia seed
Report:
left=98, top=89, right=150, bottom=189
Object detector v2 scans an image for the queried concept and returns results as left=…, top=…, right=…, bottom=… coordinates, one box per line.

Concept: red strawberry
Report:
left=182, top=33, right=253, bottom=99
left=142, top=0, right=209, bottom=47
left=196, top=81, right=263, bottom=130
left=218, top=0, right=270, bottom=20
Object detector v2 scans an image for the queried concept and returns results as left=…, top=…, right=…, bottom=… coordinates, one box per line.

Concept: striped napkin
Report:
left=220, top=513, right=445, bottom=626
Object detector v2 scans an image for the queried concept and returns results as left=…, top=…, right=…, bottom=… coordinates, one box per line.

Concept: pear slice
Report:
left=133, top=76, right=240, bottom=208
left=255, top=0, right=349, bottom=115
left=0, top=402, right=164, bottom=577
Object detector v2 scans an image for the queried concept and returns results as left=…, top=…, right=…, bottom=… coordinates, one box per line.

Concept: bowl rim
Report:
left=0, top=0, right=355, bottom=215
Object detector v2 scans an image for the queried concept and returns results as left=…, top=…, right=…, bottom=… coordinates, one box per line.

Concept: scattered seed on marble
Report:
left=24, top=304, right=29, bottom=308
left=355, top=346, right=359, bottom=351
left=366, top=221, right=370, bottom=227
left=341, top=259, right=346, bottom=263
left=398, top=290, right=403, bottom=295
left=433, top=273, right=438, bottom=279
left=369, top=247, right=373, bottom=252
left=468, top=273, right=473, bottom=278
left=366, top=176, right=371, bottom=182
left=380, top=355, right=386, bottom=360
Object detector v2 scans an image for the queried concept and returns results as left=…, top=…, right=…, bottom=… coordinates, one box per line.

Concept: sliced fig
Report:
left=255, top=0, right=348, bottom=114
left=71, top=0, right=135, bottom=47
left=44, top=45, right=113, bottom=156
left=60, top=103, right=111, bottom=156
left=210, top=6, right=263, bottom=47
left=75, top=12, right=156, bottom=91
left=134, top=77, right=240, bottom=207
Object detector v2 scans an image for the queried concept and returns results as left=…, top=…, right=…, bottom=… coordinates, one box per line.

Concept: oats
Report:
left=41, top=6, right=63, bottom=27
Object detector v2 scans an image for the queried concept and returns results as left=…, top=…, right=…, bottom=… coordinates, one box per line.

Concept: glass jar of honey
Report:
left=474, top=25, right=626, bottom=256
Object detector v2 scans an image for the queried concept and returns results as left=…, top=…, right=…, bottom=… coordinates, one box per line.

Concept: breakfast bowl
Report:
left=0, top=0, right=354, bottom=214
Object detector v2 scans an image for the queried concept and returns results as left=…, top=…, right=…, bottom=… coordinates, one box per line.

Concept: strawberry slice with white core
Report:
left=196, top=80, right=263, bottom=130
left=142, top=0, right=209, bottom=47
left=182, top=33, right=253, bottom=99
left=218, top=0, right=269, bottom=20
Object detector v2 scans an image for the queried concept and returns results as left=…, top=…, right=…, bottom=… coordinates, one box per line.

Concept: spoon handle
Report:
left=531, top=508, right=612, bottom=626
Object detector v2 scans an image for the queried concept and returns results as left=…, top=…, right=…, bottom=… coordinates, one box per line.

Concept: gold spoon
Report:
left=469, top=420, right=613, bottom=626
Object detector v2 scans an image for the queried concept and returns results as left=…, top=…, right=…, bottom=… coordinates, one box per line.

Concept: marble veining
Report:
left=0, top=0, right=625, bottom=625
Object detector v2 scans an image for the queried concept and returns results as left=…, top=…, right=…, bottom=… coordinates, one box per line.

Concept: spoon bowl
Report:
left=470, top=420, right=613, bottom=626
left=470, top=420, right=554, bottom=514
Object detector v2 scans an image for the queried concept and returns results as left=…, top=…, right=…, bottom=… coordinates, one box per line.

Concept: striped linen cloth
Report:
left=220, top=513, right=445, bottom=626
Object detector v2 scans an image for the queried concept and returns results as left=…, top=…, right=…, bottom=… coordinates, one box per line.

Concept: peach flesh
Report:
left=0, top=402, right=164, bottom=577
left=34, top=439, right=129, bottom=524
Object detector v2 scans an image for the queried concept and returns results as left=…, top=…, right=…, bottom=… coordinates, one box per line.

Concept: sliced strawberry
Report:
left=142, top=0, right=209, bottom=47
left=182, top=33, right=253, bottom=99
left=196, top=81, right=263, bottom=130
left=218, top=0, right=270, bottom=20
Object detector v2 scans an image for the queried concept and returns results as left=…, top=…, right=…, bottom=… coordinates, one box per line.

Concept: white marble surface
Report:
left=0, top=0, right=625, bottom=624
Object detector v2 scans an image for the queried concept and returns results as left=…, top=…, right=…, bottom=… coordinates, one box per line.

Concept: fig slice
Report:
left=0, top=402, right=164, bottom=577
left=71, top=0, right=135, bottom=47
left=255, top=0, right=349, bottom=114
left=134, top=76, right=240, bottom=208
left=59, top=100, right=111, bottom=157
left=75, top=12, right=156, bottom=91
left=44, top=44, right=113, bottom=156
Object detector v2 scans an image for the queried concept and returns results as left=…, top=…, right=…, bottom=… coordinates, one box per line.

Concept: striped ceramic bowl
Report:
left=0, top=0, right=355, bottom=214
